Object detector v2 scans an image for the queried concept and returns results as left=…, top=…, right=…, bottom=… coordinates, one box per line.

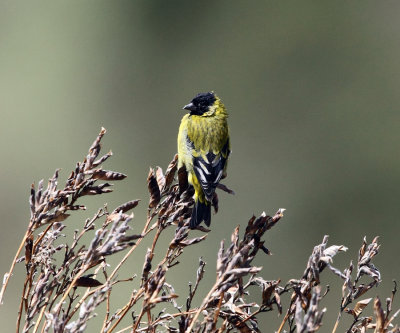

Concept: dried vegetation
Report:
left=1, top=128, right=398, bottom=332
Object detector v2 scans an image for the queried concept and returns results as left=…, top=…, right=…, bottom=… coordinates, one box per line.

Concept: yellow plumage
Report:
left=177, top=92, right=230, bottom=228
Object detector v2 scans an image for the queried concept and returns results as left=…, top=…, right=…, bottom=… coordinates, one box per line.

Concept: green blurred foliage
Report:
left=1, top=1, right=400, bottom=331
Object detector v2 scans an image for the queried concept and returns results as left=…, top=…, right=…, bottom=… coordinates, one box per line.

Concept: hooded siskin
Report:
left=177, top=92, right=230, bottom=228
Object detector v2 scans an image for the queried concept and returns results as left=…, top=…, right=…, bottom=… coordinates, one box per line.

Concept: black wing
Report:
left=193, top=139, right=230, bottom=202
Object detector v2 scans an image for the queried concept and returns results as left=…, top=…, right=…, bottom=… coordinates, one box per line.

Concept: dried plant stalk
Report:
left=0, top=128, right=398, bottom=333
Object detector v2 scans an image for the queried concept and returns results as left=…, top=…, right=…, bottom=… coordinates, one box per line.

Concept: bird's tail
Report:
left=189, top=199, right=211, bottom=229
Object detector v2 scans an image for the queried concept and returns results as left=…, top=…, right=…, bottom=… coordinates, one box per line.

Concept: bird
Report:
left=177, top=92, right=230, bottom=229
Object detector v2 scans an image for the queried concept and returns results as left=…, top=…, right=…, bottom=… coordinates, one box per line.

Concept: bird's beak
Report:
left=183, top=102, right=196, bottom=111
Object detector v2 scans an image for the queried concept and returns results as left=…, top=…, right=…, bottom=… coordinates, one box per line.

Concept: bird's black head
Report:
left=183, top=92, right=216, bottom=115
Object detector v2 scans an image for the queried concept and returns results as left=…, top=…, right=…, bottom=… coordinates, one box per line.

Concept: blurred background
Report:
left=1, top=1, right=400, bottom=331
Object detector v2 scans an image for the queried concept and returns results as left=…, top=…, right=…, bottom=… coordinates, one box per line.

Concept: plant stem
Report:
left=0, top=229, right=31, bottom=305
